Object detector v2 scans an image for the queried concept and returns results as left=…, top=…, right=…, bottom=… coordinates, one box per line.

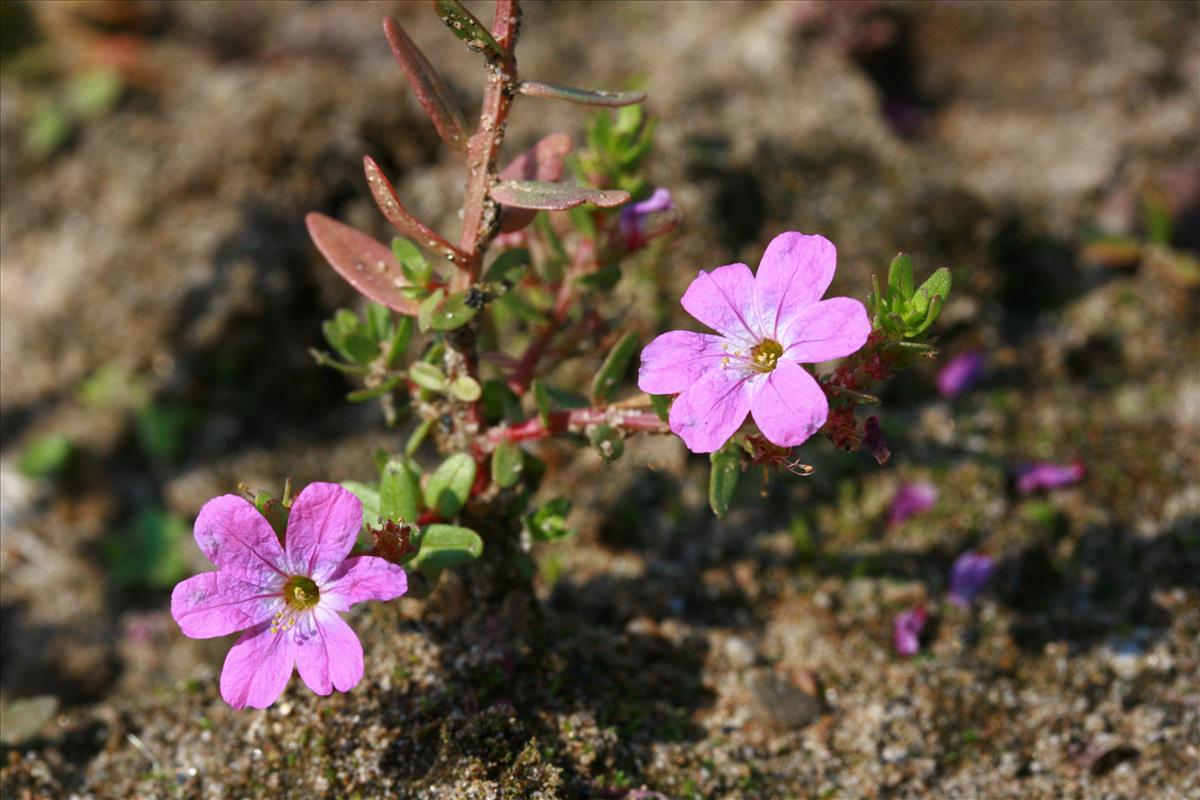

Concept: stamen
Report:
left=749, top=339, right=783, bottom=372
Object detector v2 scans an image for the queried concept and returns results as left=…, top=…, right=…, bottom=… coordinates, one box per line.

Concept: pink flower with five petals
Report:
left=639, top=232, right=870, bottom=453
left=171, top=483, right=407, bottom=709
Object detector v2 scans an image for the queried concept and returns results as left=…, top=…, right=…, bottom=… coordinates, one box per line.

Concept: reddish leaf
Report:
left=363, top=156, right=465, bottom=265
left=516, top=81, right=645, bottom=107
left=497, top=133, right=573, bottom=232
left=305, top=212, right=421, bottom=315
left=383, top=17, right=469, bottom=152
left=489, top=181, right=629, bottom=211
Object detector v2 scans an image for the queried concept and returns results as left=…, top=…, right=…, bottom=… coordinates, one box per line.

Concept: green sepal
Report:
left=911, top=267, right=952, bottom=316
left=423, top=453, right=476, bottom=518
left=253, top=490, right=290, bottom=540
left=887, top=253, right=914, bottom=301
left=650, top=394, right=671, bottom=422
left=708, top=440, right=741, bottom=518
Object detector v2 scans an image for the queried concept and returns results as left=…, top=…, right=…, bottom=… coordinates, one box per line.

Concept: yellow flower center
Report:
left=749, top=339, right=783, bottom=372
left=283, top=575, right=320, bottom=611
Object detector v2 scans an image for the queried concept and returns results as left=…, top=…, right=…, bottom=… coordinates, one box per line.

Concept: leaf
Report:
left=590, top=330, right=638, bottom=404
left=412, top=523, right=484, bottom=572
left=18, top=433, right=73, bottom=479
left=912, top=267, right=952, bottom=315
left=532, top=379, right=588, bottom=425
left=405, top=418, right=433, bottom=457
left=708, top=442, right=741, bottom=518
left=342, top=481, right=382, bottom=528
left=409, top=361, right=448, bottom=393
left=576, top=263, right=621, bottom=291
left=346, top=374, right=402, bottom=402
left=382, top=16, right=469, bottom=151
left=498, top=133, right=574, bottom=233
left=380, top=458, right=422, bottom=523
left=418, top=288, right=446, bottom=333
left=887, top=253, right=914, bottom=301
left=392, top=237, right=433, bottom=287
left=515, top=80, right=646, bottom=107
left=448, top=374, right=482, bottom=402
left=423, top=453, right=476, bottom=518
left=491, top=440, right=524, bottom=488
left=482, top=247, right=530, bottom=289
left=385, top=315, right=414, bottom=366
left=366, top=302, right=391, bottom=341
left=587, top=424, right=624, bottom=463
left=481, top=379, right=524, bottom=423
left=305, top=212, right=421, bottom=315
left=432, top=0, right=503, bottom=60
left=427, top=290, right=479, bottom=331
left=489, top=181, right=630, bottom=211
left=363, top=157, right=463, bottom=264
left=531, top=379, right=553, bottom=426
left=525, top=497, right=574, bottom=541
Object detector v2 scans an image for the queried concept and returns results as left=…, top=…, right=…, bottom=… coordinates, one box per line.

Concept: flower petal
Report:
left=284, top=482, right=363, bottom=582
left=171, top=571, right=282, bottom=639
left=637, top=330, right=729, bottom=395
left=294, top=608, right=364, bottom=696
left=668, top=367, right=753, bottom=454
left=749, top=360, right=828, bottom=447
left=219, top=620, right=296, bottom=709
left=780, top=297, right=870, bottom=363
left=193, top=494, right=286, bottom=586
left=680, top=263, right=759, bottom=346
left=754, top=232, right=837, bottom=339
left=322, top=556, right=409, bottom=612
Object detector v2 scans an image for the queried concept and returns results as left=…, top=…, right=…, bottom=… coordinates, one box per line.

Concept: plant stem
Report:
left=485, top=407, right=669, bottom=449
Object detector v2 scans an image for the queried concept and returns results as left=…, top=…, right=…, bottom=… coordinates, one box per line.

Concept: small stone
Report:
left=749, top=669, right=823, bottom=729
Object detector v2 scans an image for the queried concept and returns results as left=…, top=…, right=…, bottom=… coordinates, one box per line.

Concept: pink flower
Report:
left=639, top=232, right=870, bottom=453
left=1016, top=461, right=1085, bottom=494
left=935, top=349, right=985, bottom=398
left=171, top=483, right=407, bottom=709
left=947, top=550, right=995, bottom=608
left=893, top=606, right=928, bottom=657
left=886, top=480, right=938, bottom=526
left=619, top=188, right=676, bottom=251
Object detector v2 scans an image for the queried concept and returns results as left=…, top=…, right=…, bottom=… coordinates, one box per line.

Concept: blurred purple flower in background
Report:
left=947, top=550, right=995, bottom=608
left=887, top=481, right=938, bottom=526
left=1016, top=461, right=1085, bottom=494
left=893, top=606, right=928, bottom=657
left=619, top=187, right=676, bottom=251
left=936, top=349, right=985, bottom=398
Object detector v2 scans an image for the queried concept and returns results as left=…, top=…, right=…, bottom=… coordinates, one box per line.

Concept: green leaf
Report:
left=385, top=315, right=414, bottom=366
left=491, top=440, right=524, bottom=488
left=448, top=374, right=482, bottom=402
left=366, top=302, right=391, bottom=342
left=392, top=237, right=432, bottom=287
left=408, top=361, right=447, bottom=393
left=591, top=330, right=638, bottom=404
left=1142, top=190, right=1173, bottom=246
left=483, top=247, right=530, bottom=289
left=412, top=523, right=484, bottom=573
left=18, top=434, right=73, bottom=479
left=887, top=253, right=914, bottom=301
left=432, top=0, right=503, bottom=60
left=525, top=497, right=574, bottom=541
left=67, top=68, right=122, bottom=118
left=380, top=458, right=422, bottom=523
left=481, top=379, right=524, bottom=423
left=423, top=453, right=476, bottom=518
left=515, top=81, right=646, bottom=107
left=576, top=263, right=621, bottom=291
left=650, top=393, right=671, bottom=422
left=568, top=206, right=596, bottom=237
left=342, top=480, right=382, bottom=528
left=427, top=290, right=479, bottom=331
left=708, top=442, right=741, bottom=517
left=911, top=294, right=944, bottom=336
left=253, top=490, right=289, bottom=540
left=532, top=379, right=554, bottom=426
left=405, top=418, right=433, bottom=457
left=912, top=267, right=952, bottom=316
left=418, top=288, right=445, bottom=333
left=587, top=423, right=624, bottom=463
left=346, top=374, right=402, bottom=402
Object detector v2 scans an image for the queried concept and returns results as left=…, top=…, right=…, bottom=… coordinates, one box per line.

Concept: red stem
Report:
left=485, top=407, right=669, bottom=450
